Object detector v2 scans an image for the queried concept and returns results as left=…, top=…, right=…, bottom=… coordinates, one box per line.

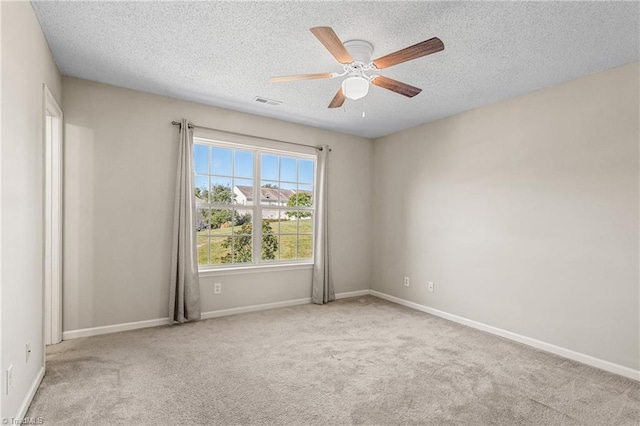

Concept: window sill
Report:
left=199, top=262, right=313, bottom=277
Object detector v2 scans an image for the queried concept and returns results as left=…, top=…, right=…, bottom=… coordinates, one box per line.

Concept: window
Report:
left=194, top=139, right=315, bottom=269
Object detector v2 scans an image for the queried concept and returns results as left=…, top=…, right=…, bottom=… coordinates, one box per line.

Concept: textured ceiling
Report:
left=32, top=1, right=639, bottom=139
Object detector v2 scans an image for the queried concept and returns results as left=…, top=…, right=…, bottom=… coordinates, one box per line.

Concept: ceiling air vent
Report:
left=253, top=96, right=282, bottom=106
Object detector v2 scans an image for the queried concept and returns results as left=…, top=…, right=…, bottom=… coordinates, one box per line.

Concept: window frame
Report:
left=194, top=137, right=316, bottom=273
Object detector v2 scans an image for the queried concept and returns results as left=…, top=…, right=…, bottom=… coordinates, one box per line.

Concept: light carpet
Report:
left=27, top=296, right=639, bottom=425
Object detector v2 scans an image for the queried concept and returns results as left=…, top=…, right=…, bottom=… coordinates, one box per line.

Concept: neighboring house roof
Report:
left=235, top=185, right=309, bottom=203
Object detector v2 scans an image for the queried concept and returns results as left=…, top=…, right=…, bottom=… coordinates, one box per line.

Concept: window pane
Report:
left=280, top=156, right=296, bottom=182
left=279, top=234, right=297, bottom=260
left=261, top=154, right=278, bottom=180
left=297, top=184, right=313, bottom=206
left=211, top=236, right=231, bottom=264
left=262, top=210, right=280, bottom=234
left=233, top=209, right=252, bottom=234
left=260, top=181, right=281, bottom=206
left=279, top=183, right=296, bottom=207
left=208, top=209, right=233, bottom=231
left=197, top=236, right=209, bottom=265
left=212, top=147, right=232, bottom=176
left=298, top=159, right=314, bottom=184
left=195, top=175, right=209, bottom=203
left=210, top=177, right=233, bottom=204
left=298, top=215, right=313, bottom=234
left=232, top=235, right=253, bottom=263
left=194, top=145, right=209, bottom=175
left=288, top=193, right=312, bottom=211
left=234, top=178, right=253, bottom=205
left=262, top=210, right=279, bottom=261
left=262, top=234, right=279, bottom=261
left=279, top=217, right=297, bottom=235
left=262, top=217, right=278, bottom=233
left=196, top=207, right=210, bottom=234
left=297, top=235, right=312, bottom=259
left=234, top=150, right=254, bottom=178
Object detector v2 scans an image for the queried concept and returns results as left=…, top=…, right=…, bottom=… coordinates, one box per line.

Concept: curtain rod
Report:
left=171, top=121, right=330, bottom=152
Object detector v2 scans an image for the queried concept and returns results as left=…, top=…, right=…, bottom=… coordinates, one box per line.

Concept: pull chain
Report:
left=362, top=97, right=366, bottom=118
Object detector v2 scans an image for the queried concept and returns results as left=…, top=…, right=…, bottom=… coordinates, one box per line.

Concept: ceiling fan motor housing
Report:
left=343, top=40, right=374, bottom=65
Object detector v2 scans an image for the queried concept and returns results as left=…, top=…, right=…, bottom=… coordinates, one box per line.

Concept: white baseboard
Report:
left=62, top=290, right=366, bottom=340
left=15, top=366, right=45, bottom=420
left=335, top=289, right=370, bottom=299
left=62, top=317, right=171, bottom=340
left=201, top=297, right=311, bottom=319
left=369, top=290, right=640, bottom=381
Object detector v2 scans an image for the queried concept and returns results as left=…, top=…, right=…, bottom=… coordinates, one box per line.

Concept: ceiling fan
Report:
left=270, top=27, right=444, bottom=109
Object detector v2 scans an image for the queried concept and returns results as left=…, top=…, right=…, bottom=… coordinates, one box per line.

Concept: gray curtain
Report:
left=169, top=119, right=201, bottom=323
left=312, top=145, right=335, bottom=304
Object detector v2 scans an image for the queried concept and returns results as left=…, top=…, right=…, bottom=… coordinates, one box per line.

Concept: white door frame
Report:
left=43, top=85, right=63, bottom=346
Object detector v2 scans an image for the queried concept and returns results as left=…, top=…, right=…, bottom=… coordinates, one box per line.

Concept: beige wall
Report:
left=372, top=62, right=639, bottom=370
left=1, top=2, right=62, bottom=418
left=61, top=77, right=373, bottom=332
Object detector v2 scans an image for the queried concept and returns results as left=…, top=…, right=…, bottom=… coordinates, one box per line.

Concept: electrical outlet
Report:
left=214, top=282, right=222, bottom=294
left=26, top=342, right=31, bottom=363
left=6, top=364, right=12, bottom=395
left=428, top=282, right=434, bottom=293
left=404, top=277, right=410, bottom=287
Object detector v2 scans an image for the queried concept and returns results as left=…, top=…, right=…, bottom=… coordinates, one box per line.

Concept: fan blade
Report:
left=328, top=88, right=346, bottom=108
left=373, top=37, right=444, bottom=69
left=270, top=73, right=334, bottom=83
left=371, top=76, right=422, bottom=98
left=310, top=27, right=353, bottom=64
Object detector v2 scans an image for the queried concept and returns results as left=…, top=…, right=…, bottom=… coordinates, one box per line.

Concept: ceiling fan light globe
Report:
left=341, top=76, right=369, bottom=100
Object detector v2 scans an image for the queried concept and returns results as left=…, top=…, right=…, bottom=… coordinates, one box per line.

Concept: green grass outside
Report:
left=197, top=219, right=312, bottom=265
